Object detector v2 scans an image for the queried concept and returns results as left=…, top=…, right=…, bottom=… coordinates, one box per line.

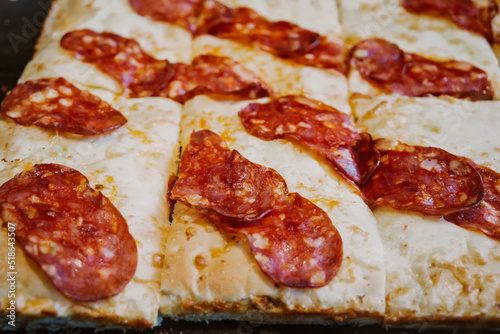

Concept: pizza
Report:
left=0, top=0, right=499, bottom=331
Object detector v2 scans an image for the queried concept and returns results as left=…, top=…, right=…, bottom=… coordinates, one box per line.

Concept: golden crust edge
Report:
left=160, top=295, right=385, bottom=325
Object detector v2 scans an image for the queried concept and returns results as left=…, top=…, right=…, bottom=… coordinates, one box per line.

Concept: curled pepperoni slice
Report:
left=61, top=29, right=174, bottom=98
left=171, top=130, right=287, bottom=220
left=402, top=0, right=498, bottom=43
left=167, top=55, right=272, bottom=103
left=207, top=7, right=321, bottom=58
left=61, top=29, right=270, bottom=102
left=291, top=38, right=348, bottom=75
left=0, top=78, right=127, bottom=135
left=130, top=0, right=346, bottom=73
left=348, top=38, right=494, bottom=101
left=171, top=130, right=343, bottom=287
left=393, top=54, right=494, bottom=101
left=225, top=194, right=342, bottom=288
left=239, top=95, right=379, bottom=184
left=348, top=38, right=404, bottom=84
left=361, top=140, right=484, bottom=216
left=130, top=0, right=230, bottom=34
left=0, top=164, right=137, bottom=301
left=445, top=164, right=500, bottom=239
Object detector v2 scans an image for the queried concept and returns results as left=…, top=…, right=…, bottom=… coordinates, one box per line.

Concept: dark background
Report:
left=0, top=1, right=498, bottom=333
left=0, top=0, right=53, bottom=101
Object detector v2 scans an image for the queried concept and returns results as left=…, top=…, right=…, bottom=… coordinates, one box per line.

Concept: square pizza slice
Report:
left=0, top=78, right=182, bottom=328
left=1, top=5, right=187, bottom=326
left=338, top=0, right=500, bottom=119
left=356, top=97, right=500, bottom=325
left=159, top=96, right=386, bottom=325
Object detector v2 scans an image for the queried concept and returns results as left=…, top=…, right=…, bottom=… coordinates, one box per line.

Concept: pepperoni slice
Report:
left=361, top=140, right=484, bottom=216
left=444, top=164, right=500, bottom=239
left=223, top=194, right=343, bottom=288
left=171, top=130, right=343, bottom=287
left=61, top=29, right=174, bottom=98
left=171, top=130, right=287, bottom=220
left=0, top=164, right=137, bottom=301
left=205, top=7, right=347, bottom=72
left=167, top=55, right=272, bottom=103
left=291, top=38, right=348, bottom=75
left=348, top=38, right=404, bottom=85
left=0, top=78, right=127, bottom=135
left=348, top=38, right=494, bottom=101
left=239, top=95, right=379, bottom=184
left=402, top=0, right=498, bottom=43
left=130, top=0, right=346, bottom=73
left=207, top=7, right=321, bottom=57
left=130, top=0, right=230, bottom=34
left=393, top=53, right=494, bottom=101
left=61, top=29, right=270, bottom=102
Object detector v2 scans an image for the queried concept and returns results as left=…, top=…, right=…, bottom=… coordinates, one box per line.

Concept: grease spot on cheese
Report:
left=194, top=254, right=210, bottom=270
left=185, top=226, right=197, bottom=240
left=152, top=253, right=165, bottom=268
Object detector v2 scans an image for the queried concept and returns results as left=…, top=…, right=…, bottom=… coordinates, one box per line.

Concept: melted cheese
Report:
left=160, top=96, right=386, bottom=321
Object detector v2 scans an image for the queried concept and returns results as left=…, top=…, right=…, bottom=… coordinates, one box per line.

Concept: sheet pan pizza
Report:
left=0, top=0, right=499, bottom=330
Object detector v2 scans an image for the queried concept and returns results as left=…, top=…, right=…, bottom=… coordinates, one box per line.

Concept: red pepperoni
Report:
left=167, top=55, right=272, bottom=103
left=216, top=194, right=343, bottom=287
left=0, top=164, right=137, bottom=301
left=171, top=130, right=287, bottom=220
left=207, top=7, right=321, bottom=57
left=361, top=140, right=484, bottom=216
left=444, top=164, right=500, bottom=239
left=239, top=95, right=379, bottom=184
left=130, top=0, right=346, bottom=73
left=171, top=130, right=343, bottom=287
left=402, top=0, right=498, bottom=44
left=291, top=38, right=348, bottom=74
left=394, top=53, right=494, bottom=101
left=61, top=29, right=174, bottom=98
left=0, top=78, right=127, bottom=135
left=348, top=38, right=494, bottom=101
left=348, top=38, right=404, bottom=85
left=61, top=29, right=270, bottom=102
left=130, top=0, right=230, bottom=34
left=206, top=7, right=346, bottom=72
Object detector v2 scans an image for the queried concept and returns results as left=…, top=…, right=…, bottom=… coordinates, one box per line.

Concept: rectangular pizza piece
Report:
left=160, top=96, right=386, bottom=325
left=0, top=86, right=182, bottom=328
left=339, top=0, right=500, bottom=119
left=0, top=0, right=186, bottom=328
left=356, top=97, right=500, bottom=325
left=189, top=0, right=350, bottom=112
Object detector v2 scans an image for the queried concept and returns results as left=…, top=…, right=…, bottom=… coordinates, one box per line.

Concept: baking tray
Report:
left=0, top=1, right=498, bottom=333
